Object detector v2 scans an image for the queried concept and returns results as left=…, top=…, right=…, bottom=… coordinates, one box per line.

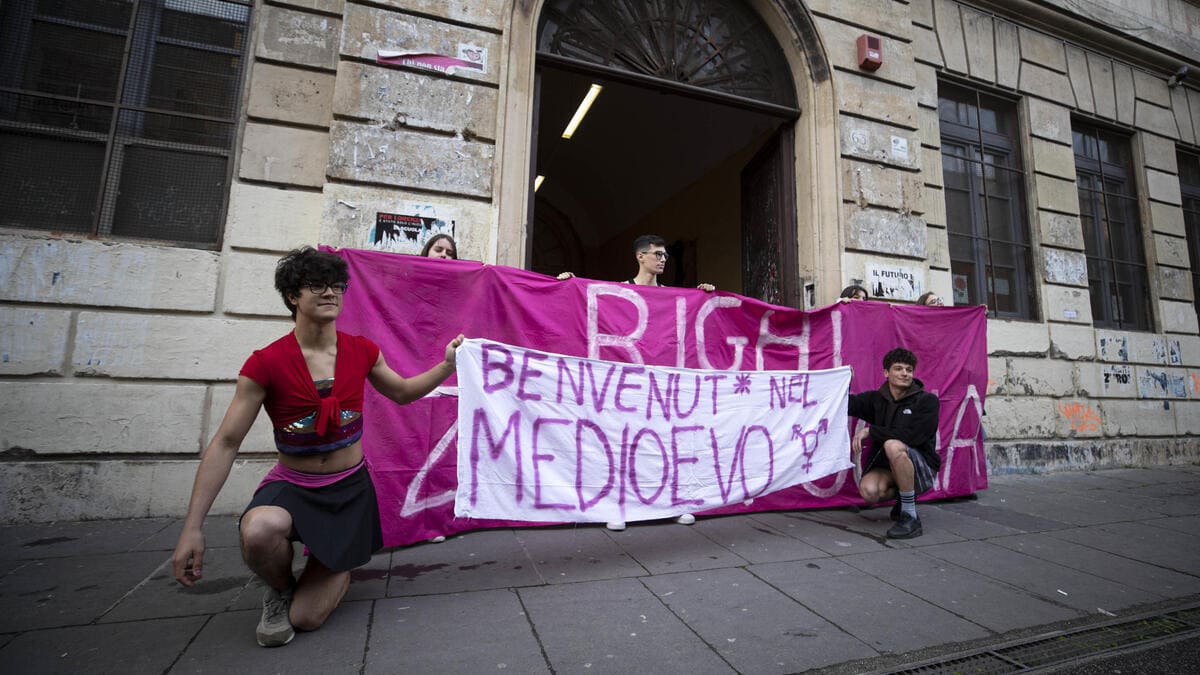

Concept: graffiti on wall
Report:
left=1058, top=402, right=1101, bottom=433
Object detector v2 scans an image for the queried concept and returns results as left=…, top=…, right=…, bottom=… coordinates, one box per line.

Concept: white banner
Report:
left=454, top=338, right=852, bottom=523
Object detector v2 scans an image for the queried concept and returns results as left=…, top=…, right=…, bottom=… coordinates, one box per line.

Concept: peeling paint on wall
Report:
left=1098, top=334, right=1129, bottom=362
left=1137, top=368, right=1187, bottom=398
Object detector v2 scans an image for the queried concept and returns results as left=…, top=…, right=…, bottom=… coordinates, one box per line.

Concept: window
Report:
left=0, top=0, right=251, bottom=247
left=1180, top=150, right=1200, bottom=319
left=938, top=81, right=1035, bottom=318
left=1073, top=125, right=1151, bottom=330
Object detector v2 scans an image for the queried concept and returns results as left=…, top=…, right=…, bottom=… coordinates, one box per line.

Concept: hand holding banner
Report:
left=455, top=338, right=852, bottom=523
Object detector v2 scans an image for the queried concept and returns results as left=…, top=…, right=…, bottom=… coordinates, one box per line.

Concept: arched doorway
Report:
left=528, top=0, right=802, bottom=306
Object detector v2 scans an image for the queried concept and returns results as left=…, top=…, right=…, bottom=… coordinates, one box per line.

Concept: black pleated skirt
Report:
left=243, top=463, right=383, bottom=571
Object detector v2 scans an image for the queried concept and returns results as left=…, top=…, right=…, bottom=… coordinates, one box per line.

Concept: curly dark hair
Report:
left=420, top=234, right=458, bottom=259
left=883, top=347, right=917, bottom=371
left=275, top=247, right=349, bottom=318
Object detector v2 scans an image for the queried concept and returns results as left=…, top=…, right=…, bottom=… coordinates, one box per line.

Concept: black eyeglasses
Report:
left=640, top=250, right=669, bottom=260
left=305, top=282, right=349, bottom=294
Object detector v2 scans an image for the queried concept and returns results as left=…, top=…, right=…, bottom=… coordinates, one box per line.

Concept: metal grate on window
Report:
left=0, top=0, right=250, bottom=248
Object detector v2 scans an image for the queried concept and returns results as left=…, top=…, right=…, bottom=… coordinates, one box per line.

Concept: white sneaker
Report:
left=429, top=536, right=446, bottom=543
left=675, top=514, right=696, bottom=525
left=256, top=586, right=294, bottom=647
left=606, top=520, right=626, bottom=531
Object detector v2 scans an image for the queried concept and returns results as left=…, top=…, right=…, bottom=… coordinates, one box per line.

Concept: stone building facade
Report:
left=1, top=0, right=1198, bottom=522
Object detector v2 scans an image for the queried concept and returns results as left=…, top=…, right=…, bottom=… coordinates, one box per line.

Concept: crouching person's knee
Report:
left=289, top=604, right=332, bottom=632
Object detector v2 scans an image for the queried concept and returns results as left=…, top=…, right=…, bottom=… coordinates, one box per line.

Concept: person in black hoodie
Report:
left=848, top=347, right=940, bottom=539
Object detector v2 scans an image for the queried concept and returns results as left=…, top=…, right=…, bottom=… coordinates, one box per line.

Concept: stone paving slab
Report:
left=387, top=529, right=544, bottom=596
left=642, top=566, right=877, bottom=673
left=1049, top=522, right=1200, bottom=575
left=367, top=590, right=548, bottom=673
left=520, top=577, right=734, bottom=673
left=690, top=513, right=831, bottom=564
left=172, top=601, right=371, bottom=673
left=1143, top=514, right=1200, bottom=536
left=1140, top=493, right=1200, bottom=516
left=1097, top=468, right=1200, bottom=484
left=987, top=532, right=1200, bottom=598
left=748, top=512, right=890, bottom=556
left=915, top=504, right=1026, bottom=540
left=515, top=525, right=647, bottom=583
left=0, top=550, right=167, bottom=632
left=938, top=502, right=1074, bottom=532
left=101, top=546, right=252, bottom=623
left=801, top=507, right=969, bottom=548
left=344, top=550, right=391, bottom=602
left=0, top=616, right=205, bottom=674
left=0, top=518, right=176, bottom=560
left=749, top=558, right=992, bottom=653
left=138, top=517, right=242, bottom=551
left=980, top=484, right=1139, bottom=526
left=606, top=520, right=749, bottom=575
left=839, top=549, right=1082, bottom=632
left=919, top=540, right=1158, bottom=613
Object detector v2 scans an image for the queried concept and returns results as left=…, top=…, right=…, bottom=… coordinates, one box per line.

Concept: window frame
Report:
left=936, top=79, right=1037, bottom=320
left=1178, top=148, right=1200, bottom=321
left=1072, top=122, right=1153, bottom=331
left=0, top=0, right=252, bottom=249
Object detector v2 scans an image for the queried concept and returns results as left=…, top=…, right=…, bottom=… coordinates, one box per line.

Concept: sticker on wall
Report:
left=952, top=274, right=969, bottom=304
left=1101, top=364, right=1133, bottom=396
left=1098, top=334, right=1129, bottom=362
left=1137, top=368, right=1187, bottom=399
left=377, top=49, right=485, bottom=75
left=456, top=43, right=487, bottom=73
left=370, top=204, right=456, bottom=255
left=1168, top=339, right=1183, bottom=366
left=889, top=135, right=909, bottom=161
left=866, top=263, right=922, bottom=301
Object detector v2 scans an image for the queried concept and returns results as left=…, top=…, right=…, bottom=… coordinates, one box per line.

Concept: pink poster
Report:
left=330, top=249, right=989, bottom=547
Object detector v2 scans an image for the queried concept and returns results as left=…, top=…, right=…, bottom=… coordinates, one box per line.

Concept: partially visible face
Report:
left=850, top=290, right=867, bottom=301
left=924, top=295, right=944, bottom=306
left=427, top=238, right=456, bottom=259
left=884, top=362, right=914, bottom=390
left=291, top=281, right=345, bottom=322
left=637, top=245, right=668, bottom=275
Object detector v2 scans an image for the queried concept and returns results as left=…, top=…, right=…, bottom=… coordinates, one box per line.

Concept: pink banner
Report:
left=331, top=249, right=989, bottom=547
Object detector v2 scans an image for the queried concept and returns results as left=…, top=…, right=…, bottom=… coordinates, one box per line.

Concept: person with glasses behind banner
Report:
left=557, top=234, right=716, bottom=292
left=171, top=247, right=463, bottom=648
left=560, top=234, right=712, bottom=530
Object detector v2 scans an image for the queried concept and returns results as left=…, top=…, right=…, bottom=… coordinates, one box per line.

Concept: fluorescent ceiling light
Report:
left=561, top=84, right=603, bottom=139
left=534, top=175, right=545, bottom=192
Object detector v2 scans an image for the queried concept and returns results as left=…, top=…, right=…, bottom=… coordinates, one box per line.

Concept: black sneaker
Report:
left=886, top=513, right=922, bottom=539
left=890, top=500, right=902, bottom=521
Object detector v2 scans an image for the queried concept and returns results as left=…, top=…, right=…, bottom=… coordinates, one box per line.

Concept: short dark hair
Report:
left=275, top=247, right=349, bottom=319
left=420, top=234, right=458, bottom=259
left=840, top=284, right=869, bottom=299
left=633, top=234, right=666, bottom=253
left=883, top=347, right=917, bottom=371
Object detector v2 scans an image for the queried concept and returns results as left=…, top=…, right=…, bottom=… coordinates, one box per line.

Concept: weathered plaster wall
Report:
left=3, top=0, right=1200, bottom=524
left=913, top=0, right=1200, bottom=472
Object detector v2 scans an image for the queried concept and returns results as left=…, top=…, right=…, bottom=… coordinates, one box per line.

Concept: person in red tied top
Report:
left=171, top=247, right=464, bottom=647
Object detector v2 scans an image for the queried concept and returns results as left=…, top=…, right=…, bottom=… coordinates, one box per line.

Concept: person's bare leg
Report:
left=882, top=440, right=915, bottom=493
left=240, top=506, right=296, bottom=590
left=858, top=469, right=896, bottom=504
left=290, top=556, right=351, bottom=631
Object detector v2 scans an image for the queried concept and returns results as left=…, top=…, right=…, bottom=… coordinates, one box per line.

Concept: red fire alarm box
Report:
left=857, top=34, right=882, bottom=71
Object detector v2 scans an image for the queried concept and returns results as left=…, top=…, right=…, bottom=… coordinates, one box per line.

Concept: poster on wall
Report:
left=370, top=204, right=456, bottom=255
left=866, top=263, right=922, bottom=301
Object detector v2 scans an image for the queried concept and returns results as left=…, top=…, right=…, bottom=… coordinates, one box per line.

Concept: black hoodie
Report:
left=847, top=377, right=940, bottom=470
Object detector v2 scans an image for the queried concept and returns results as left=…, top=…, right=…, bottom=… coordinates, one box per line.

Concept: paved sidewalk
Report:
left=2, top=467, right=1199, bottom=674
